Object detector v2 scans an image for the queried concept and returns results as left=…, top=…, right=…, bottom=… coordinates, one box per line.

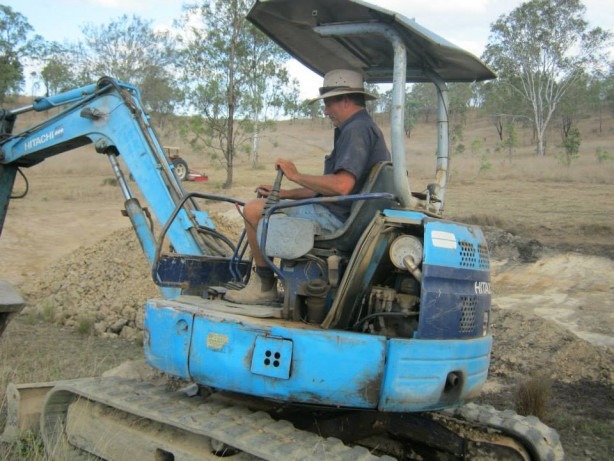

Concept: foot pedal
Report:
left=223, top=281, right=246, bottom=291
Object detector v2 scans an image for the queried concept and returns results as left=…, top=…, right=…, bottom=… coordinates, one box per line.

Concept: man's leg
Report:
left=225, top=202, right=343, bottom=305
left=243, top=198, right=266, bottom=267
left=224, top=198, right=277, bottom=304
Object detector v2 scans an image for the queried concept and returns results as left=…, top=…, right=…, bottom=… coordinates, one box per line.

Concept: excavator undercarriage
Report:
left=3, top=376, right=563, bottom=461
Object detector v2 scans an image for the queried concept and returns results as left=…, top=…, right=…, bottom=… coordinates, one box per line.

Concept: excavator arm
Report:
left=0, top=77, right=230, bottom=290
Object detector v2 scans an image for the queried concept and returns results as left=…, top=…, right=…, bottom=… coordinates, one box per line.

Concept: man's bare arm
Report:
left=276, top=159, right=355, bottom=196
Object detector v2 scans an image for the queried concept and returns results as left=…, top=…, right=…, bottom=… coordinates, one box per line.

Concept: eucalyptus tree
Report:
left=479, top=78, right=531, bottom=142
left=177, top=0, right=296, bottom=187
left=381, top=89, right=417, bottom=138
left=482, top=0, right=612, bottom=157
left=38, top=41, right=78, bottom=96
left=403, top=96, right=419, bottom=138
left=555, top=73, right=590, bottom=141
left=0, top=5, right=44, bottom=102
left=73, top=15, right=180, bottom=117
left=447, top=83, right=473, bottom=127
left=410, top=83, right=438, bottom=124
left=296, top=99, right=321, bottom=121
left=586, top=65, right=614, bottom=133
left=242, top=28, right=298, bottom=168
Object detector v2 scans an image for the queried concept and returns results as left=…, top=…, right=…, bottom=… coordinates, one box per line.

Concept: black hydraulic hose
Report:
left=10, top=168, right=29, bottom=199
left=197, top=226, right=237, bottom=254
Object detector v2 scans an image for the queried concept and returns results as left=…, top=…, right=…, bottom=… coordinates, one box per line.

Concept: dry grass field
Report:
left=0, top=105, right=613, bottom=459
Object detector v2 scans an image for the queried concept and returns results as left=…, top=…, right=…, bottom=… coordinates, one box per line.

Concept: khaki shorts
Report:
left=280, top=202, right=343, bottom=234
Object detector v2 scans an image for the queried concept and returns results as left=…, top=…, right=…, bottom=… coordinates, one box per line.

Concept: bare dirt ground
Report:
left=0, top=114, right=613, bottom=460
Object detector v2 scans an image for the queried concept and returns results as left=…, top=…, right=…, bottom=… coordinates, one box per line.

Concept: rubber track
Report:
left=45, top=377, right=395, bottom=461
left=440, top=402, right=565, bottom=461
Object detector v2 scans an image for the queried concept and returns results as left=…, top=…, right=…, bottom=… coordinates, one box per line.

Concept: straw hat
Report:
left=308, top=69, right=377, bottom=104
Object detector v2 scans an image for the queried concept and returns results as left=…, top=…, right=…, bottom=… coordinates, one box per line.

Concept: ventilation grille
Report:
left=459, top=240, right=490, bottom=270
left=459, top=296, right=478, bottom=334
left=477, top=243, right=490, bottom=269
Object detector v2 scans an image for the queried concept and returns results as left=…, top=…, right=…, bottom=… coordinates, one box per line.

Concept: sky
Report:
left=5, top=0, right=614, bottom=98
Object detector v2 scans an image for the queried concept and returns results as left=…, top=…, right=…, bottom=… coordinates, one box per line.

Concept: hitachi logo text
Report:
left=23, top=126, right=64, bottom=151
left=474, top=281, right=492, bottom=295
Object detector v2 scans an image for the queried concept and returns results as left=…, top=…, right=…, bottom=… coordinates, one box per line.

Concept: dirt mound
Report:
left=20, top=228, right=158, bottom=342
left=483, top=226, right=546, bottom=264
left=19, top=212, right=244, bottom=342
left=489, top=306, right=613, bottom=386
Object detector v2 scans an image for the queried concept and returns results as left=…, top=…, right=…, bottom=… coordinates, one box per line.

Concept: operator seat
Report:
left=314, top=161, right=398, bottom=253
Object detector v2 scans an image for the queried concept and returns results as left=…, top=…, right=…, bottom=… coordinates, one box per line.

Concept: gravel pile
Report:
left=21, top=227, right=158, bottom=342
left=20, top=213, right=243, bottom=343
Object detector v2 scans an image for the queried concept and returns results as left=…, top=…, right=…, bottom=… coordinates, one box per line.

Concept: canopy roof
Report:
left=247, top=0, right=496, bottom=83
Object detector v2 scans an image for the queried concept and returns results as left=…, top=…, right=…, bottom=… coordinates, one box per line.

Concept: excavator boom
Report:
left=0, top=78, right=224, bottom=262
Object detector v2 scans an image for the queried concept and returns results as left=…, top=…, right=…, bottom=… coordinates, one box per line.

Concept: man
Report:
left=225, top=69, right=390, bottom=304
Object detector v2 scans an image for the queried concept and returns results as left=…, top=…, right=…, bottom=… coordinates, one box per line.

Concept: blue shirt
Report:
left=321, top=109, right=391, bottom=220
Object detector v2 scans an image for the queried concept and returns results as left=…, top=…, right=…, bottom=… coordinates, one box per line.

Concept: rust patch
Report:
left=357, top=374, right=382, bottom=405
left=206, top=332, right=229, bottom=351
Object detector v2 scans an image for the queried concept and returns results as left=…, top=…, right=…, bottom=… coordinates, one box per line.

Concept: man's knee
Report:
left=243, top=198, right=265, bottom=224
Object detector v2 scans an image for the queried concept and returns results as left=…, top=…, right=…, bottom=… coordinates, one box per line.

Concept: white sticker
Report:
left=431, top=230, right=457, bottom=249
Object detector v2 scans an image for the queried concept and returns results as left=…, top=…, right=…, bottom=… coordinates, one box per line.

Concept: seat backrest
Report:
left=314, top=161, right=398, bottom=252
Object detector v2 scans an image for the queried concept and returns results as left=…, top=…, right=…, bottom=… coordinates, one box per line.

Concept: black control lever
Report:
left=262, top=168, right=284, bottom=214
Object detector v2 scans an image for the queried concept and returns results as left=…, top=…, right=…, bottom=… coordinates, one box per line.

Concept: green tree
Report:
left=586, top=65, right=614, bottom=134
left=141, top=74, right=183, bottom=133
left=241, top=28, right=297, bottom=168
left=501, top=122, right=519, bottom=162
left=177, top=0, right=295, bottom=187
left=382, top=88, right=419, bottom=138
left=483, top=0, right=612, bottom=157
left=403, top=95, right=419, bottom=138
left=296, top=98, right=321, bottom=121
left=451, top=123, right=465, bottom=156
left=0, top=5, right=44, bottom=102
left=606, top=63, right=614, bottom=116
left=410, top=83, right=437, bottom=123
left=447, top=83, right=474, bottom=158
left=478, top=78, right=530, bottom=141
left=178, top=0, right=251, bottom=188
left=39, top=42, right=77, bottom=96
left=559, top=125, right=581, bottom=166
left=448, top=82, right=473, bottom=127
left=556, top=73, right=590, bottom=140
left=73, top=15, right=180, bottom=114
left=40, top=59, right=72, bottom=95
left=281, top=90, right=305, bottom=123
